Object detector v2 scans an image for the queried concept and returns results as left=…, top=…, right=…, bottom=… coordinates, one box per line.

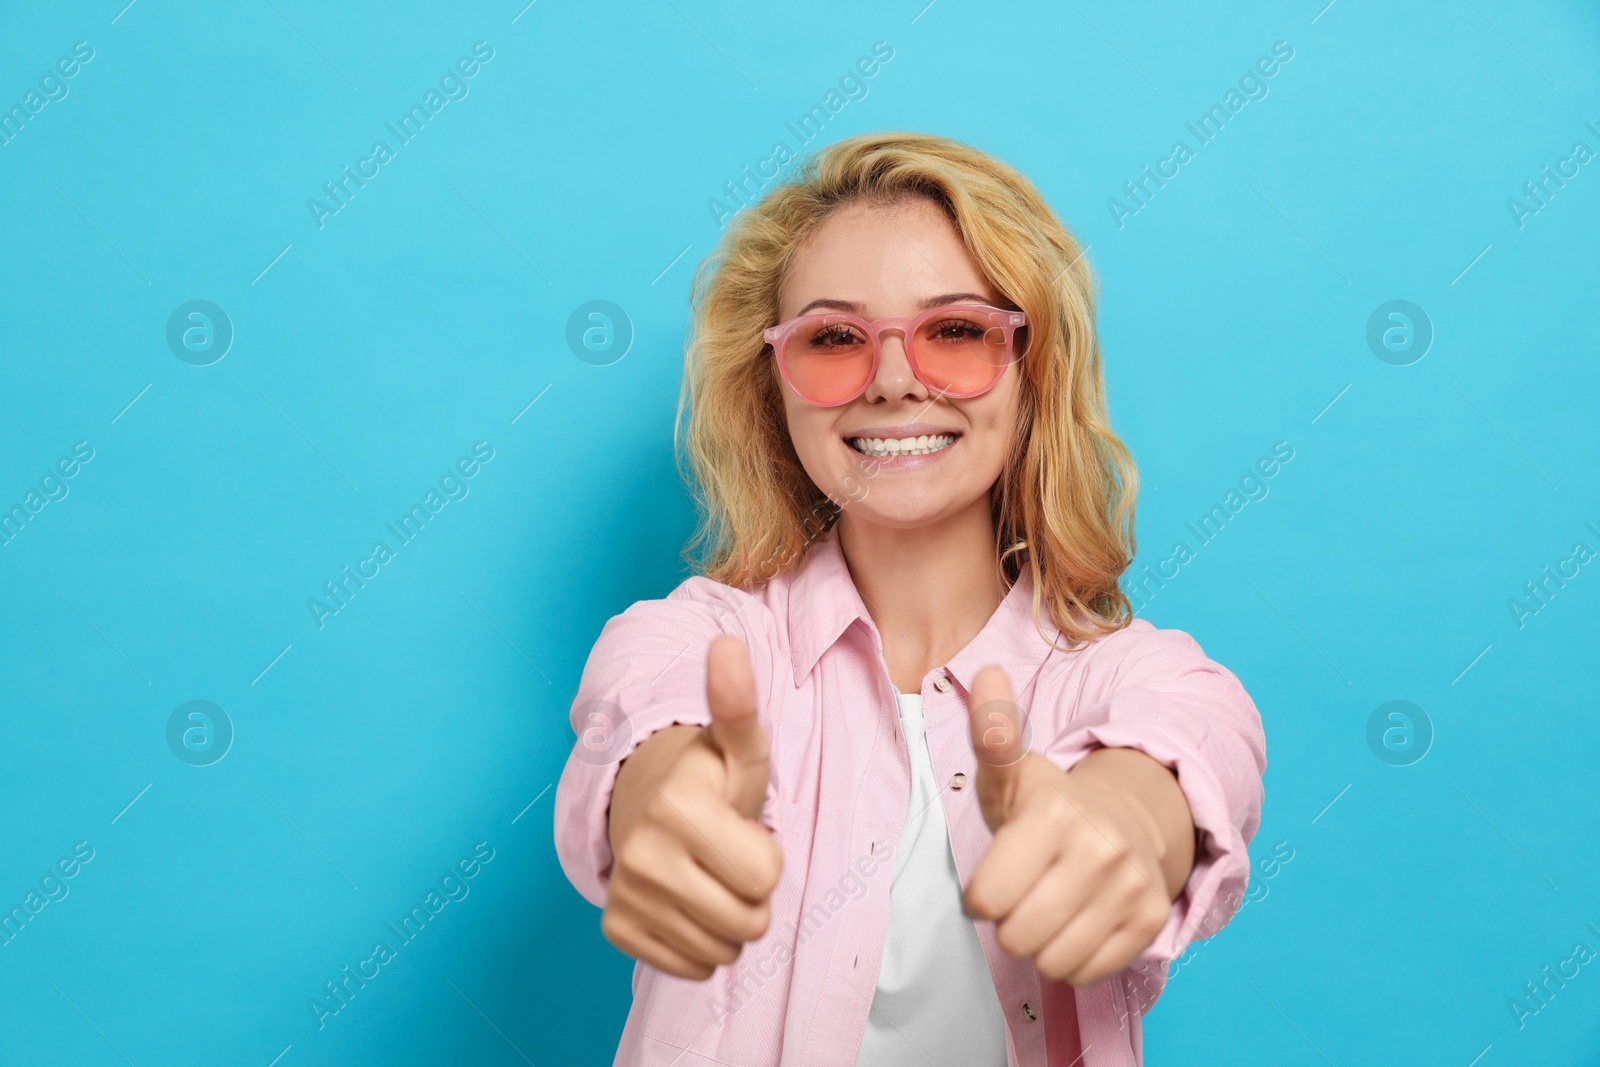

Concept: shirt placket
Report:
left=798, top=638, right=910, bottom=1065
left=924, top=668, right=1050, bottom=1066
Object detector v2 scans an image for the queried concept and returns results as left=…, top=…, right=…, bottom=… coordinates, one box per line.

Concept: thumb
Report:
left=704, top=635, right=770, bottom=819
left=967, top=664, right=1027, bottom=832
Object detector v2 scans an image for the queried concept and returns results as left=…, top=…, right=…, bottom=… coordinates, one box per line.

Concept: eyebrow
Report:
left=794, top=292, right=994, bottom=316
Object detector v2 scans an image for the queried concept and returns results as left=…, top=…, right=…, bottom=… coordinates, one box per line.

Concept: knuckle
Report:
left=1092, top=837, right=1127, bottom=871
left=759, top=859, right=784, bottom=898
left=600, top=908, right=632, bottom=950
left=740, top=900, right=772, bottom=943
left=639, top=792, right=673, bottom=829
left=1128, top=867, right=1160, bottom=901
left=1095, top=823, right=1129, bottom=856
left=604, top=875, right=636, bottom=915
left=613, top=838, right=652, bottom=878
left=1043, top=794, right=1075, bottom=831
left=1140, top=895, right=1169, bottom=934
left=751, top=843, right=784, bottom=896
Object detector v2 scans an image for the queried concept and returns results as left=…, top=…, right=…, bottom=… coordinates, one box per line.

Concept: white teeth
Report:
left=847, top=433, right=957, bottom=457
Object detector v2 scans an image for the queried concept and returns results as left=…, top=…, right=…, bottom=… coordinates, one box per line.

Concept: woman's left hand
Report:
left=960, top=664, right=1192, bottom=987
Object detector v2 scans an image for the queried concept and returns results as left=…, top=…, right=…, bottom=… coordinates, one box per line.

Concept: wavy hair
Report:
left=675, top=131, right=1138, bottom=646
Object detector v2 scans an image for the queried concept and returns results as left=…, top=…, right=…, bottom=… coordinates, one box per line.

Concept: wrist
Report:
left=1066, top=746, right=1191, bottom=896
left=1070, top=754, right=1168, bottom=860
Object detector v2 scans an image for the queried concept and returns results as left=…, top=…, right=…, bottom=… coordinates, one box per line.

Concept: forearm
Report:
left=1067, top=746, right=1196, bottom=899
left=607, top=724, right=702, bottom=854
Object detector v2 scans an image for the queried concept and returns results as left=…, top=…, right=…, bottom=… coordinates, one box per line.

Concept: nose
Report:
left=864, top=326, right=928, bottom=402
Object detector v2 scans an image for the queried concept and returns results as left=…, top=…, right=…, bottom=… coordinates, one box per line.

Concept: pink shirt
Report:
left=554, top=526, right=1267, bottom=1066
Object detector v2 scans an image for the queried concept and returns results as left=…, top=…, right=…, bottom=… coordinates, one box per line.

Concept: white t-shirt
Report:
left=852, top=687, right=1010, bottom=1066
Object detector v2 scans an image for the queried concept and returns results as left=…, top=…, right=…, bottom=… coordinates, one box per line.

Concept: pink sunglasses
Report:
left=763, top=303, right=1029, bottom=407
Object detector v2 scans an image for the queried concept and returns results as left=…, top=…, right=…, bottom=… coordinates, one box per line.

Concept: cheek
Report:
left=963, top=380, right=1021, bottom=467
left=779, top=394, right=835, bottom=473
left=778, top=389, right=806, bottom=452
left=969, top=429, right=1014, bottom=480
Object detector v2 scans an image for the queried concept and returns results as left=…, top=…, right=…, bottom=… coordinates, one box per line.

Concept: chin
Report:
left=842, top=496, right=972, bottom=531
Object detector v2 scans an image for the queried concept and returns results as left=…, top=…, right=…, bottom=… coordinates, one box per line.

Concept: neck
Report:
left=835, top=496, right=1010, bottom=694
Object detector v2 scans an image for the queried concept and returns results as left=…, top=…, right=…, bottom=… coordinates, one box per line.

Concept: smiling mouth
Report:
left=846, top=433, right=960, bottom=457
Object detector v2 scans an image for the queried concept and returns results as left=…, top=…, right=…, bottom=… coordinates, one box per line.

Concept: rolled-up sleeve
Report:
left=1041, top=625, right=1266, bottom=964
left=552, top=579, right=781, bottom=909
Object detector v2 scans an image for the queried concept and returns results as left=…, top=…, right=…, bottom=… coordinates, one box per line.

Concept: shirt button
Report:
left=1022, top=1002, right=1038, bottom=1022
left=950, top=772, right=968, bottom=791
left=932, top=674, right=952, bottom=694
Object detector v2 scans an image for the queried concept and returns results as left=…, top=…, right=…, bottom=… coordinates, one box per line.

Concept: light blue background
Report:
left=2, top=1, right=1597, bottom=1064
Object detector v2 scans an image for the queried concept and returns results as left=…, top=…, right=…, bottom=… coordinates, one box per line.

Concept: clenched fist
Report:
left=601, top=636, right=784, bottom=980
left=961, top=664, right=1195, bottom=986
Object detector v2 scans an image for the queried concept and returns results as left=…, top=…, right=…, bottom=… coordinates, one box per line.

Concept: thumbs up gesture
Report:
left=601, top=636, right=784, bottom=980
left=961, top=665, right=1187, bottom=987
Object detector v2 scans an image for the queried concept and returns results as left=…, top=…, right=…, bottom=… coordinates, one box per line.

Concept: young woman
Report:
left=554, top=132, right=1267, bottom=1067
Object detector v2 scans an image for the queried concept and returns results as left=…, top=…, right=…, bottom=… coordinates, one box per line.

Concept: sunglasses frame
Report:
left=762, top=303, right=1029, bottom=407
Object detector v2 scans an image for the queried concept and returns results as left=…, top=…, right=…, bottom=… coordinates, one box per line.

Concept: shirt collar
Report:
left=785, top=526, right=871, bottom=688
left=784, top=526, right=1062, bottom=695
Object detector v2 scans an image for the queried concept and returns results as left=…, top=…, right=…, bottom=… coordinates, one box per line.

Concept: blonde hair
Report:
left=676, top=131, right=1138, bottom=646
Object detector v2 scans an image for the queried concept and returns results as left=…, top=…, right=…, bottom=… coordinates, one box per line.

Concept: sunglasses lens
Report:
left=780, top=317, right=874, bottom=404
left=912, top=308, right=1016, bottom=395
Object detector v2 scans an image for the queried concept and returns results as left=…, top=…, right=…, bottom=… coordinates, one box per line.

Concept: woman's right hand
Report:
left=601, top=635, right=784, bottom=980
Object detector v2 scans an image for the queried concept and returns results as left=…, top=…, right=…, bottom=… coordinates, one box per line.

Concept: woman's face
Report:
left=776, top=197, right=1023, bottom=533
